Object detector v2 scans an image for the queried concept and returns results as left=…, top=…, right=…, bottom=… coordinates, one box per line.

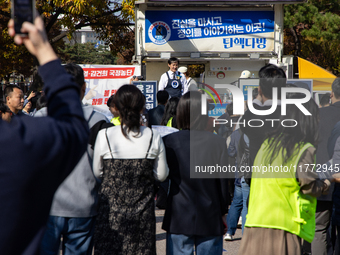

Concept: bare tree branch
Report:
left=45, top=8, right=63, bottom=33
left=290, top=26, right=301, bottom=57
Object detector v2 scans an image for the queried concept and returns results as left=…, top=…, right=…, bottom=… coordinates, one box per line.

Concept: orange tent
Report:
left=298, top=57, right=336, bottom=91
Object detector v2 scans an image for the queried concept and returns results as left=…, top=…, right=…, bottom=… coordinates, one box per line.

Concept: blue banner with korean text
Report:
left=208, top=103, right=229, bottom=118
left=133, top=81, right=157, bottom=110
left=145, top=10, right=274, bottom=52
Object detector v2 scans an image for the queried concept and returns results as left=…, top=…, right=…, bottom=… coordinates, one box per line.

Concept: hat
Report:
left=178, top=66, right=187, bottom=73
left=240, top=70, right=251, bottom=78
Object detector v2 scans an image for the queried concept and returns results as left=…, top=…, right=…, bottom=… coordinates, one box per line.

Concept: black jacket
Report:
left=240, top=103, right=281, bottom=164
left=162, top=130, right=230, bottom=236
left=328, top=121, right=340, bottom=223
left=317, top=101, right=340, bottom=165
left=317, top=102, right=340, bottom=201
left=0, top=60, right=89, bottom=255
left=148, top=104, right=165, bottom=127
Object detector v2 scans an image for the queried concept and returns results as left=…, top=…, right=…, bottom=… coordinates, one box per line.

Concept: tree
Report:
left=58, top=42, right=117, bottom=64
left=115, top=30, right=135, bottom=65
left=0, top=0, right=34, bottom=80
left=284, top=1, right=340, bottom=75
left=0, top=0, right=135, bottom=79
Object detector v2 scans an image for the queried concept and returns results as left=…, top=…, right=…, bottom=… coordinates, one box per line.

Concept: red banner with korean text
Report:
left=80, top=65, right=141, bottom=119
left=83, top=67, right=135, bottom=79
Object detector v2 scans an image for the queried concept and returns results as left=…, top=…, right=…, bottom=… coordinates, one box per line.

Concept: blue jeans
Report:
left=40, top=216, right=95, bottom=255
left=166, top=233, right=223, bottom=255
left=241, top=177, right=250, bottom=234
left=226, top=185, right=243, bottom=236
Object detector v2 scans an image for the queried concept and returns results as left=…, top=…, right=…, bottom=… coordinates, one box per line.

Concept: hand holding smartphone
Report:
left=11, top=0, right=36, bottom=36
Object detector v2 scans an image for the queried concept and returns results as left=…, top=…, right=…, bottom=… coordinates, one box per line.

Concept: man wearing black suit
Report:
left=148, top=90, right=169, bottom=127
left=312, top=78, right=340, bottom=255
left=240, top=64, right=286, bottom=165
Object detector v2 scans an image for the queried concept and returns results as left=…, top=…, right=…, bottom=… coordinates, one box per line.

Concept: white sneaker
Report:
left=237, top=216, right=242, bottom=227
left=224, top=233, right=233, bottom=241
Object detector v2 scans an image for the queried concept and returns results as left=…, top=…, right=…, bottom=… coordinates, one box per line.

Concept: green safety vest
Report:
left=245, top=140, right=317, bottom=243
left=110, top=116, right=121, bottom=126
left=166, top=117, right=173, bottom=127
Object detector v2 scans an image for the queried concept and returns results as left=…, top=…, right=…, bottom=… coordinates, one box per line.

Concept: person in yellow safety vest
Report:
left=107, top=94, right=121, bottom=126
left=166, top=117, right=173, bottom=127
left=111, top=116, right=120, bottom=126
left=161, top=97, right=179, bottom=128
left=237, top=96, right=340, bottom=255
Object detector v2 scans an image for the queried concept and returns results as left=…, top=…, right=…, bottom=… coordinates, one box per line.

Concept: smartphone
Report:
left=11, top=0, right=36, bottom=35
left=133, top=76, right=144, bottom=80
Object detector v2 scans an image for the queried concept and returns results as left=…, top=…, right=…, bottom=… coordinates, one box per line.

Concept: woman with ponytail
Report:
left=92, top=85, right=169, bottom=255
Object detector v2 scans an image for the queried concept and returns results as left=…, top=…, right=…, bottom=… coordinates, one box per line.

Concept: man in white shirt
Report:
left=159, top=57, right=188, bottom=98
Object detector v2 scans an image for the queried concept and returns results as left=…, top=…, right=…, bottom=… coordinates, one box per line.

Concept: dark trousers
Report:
left=311, top=201, right=333, bottom=255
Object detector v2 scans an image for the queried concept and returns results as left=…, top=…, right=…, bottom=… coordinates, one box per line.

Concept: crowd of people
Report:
left=4, top=14, right=340, bottom=255
left=221, top=65, right=340, bottom=255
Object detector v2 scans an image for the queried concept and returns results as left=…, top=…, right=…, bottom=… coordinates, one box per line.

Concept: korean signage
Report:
left=145, top=11, right=274, bottom=52
left=80, top=64, right=141, bottom=117
left=132, top=81, right=158, bottom=110
left=208, top=103, right=228, bottom=118
left=243, top=85, right=259, bottom=101
left=238, top=78, right=260, bottom=100
left=238, top=78, right=313, bottom=101
left=83, top=67, right=135, bottom=79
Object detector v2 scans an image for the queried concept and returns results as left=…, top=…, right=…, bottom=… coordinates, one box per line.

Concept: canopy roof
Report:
left=298, top=57, right=336, bottom=91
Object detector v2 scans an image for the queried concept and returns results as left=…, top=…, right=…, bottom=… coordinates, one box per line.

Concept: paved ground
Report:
left=61, top=207, right=241, bottom=254
left=155, top=208, right=242, bottom=255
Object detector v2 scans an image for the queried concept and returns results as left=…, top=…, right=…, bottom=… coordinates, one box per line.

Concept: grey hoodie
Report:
left=39, top=105, right=108, bottom=217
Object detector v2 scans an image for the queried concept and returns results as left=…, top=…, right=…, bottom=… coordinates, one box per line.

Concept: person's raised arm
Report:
left=3, top=16, right=89, bottom=255
left=7, top=15, right=89, bottom=176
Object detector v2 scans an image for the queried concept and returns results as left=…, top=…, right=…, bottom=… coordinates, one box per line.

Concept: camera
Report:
left=133, top=76, right=144, bottom=81
left=11, top=0, right=36, bottom=36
